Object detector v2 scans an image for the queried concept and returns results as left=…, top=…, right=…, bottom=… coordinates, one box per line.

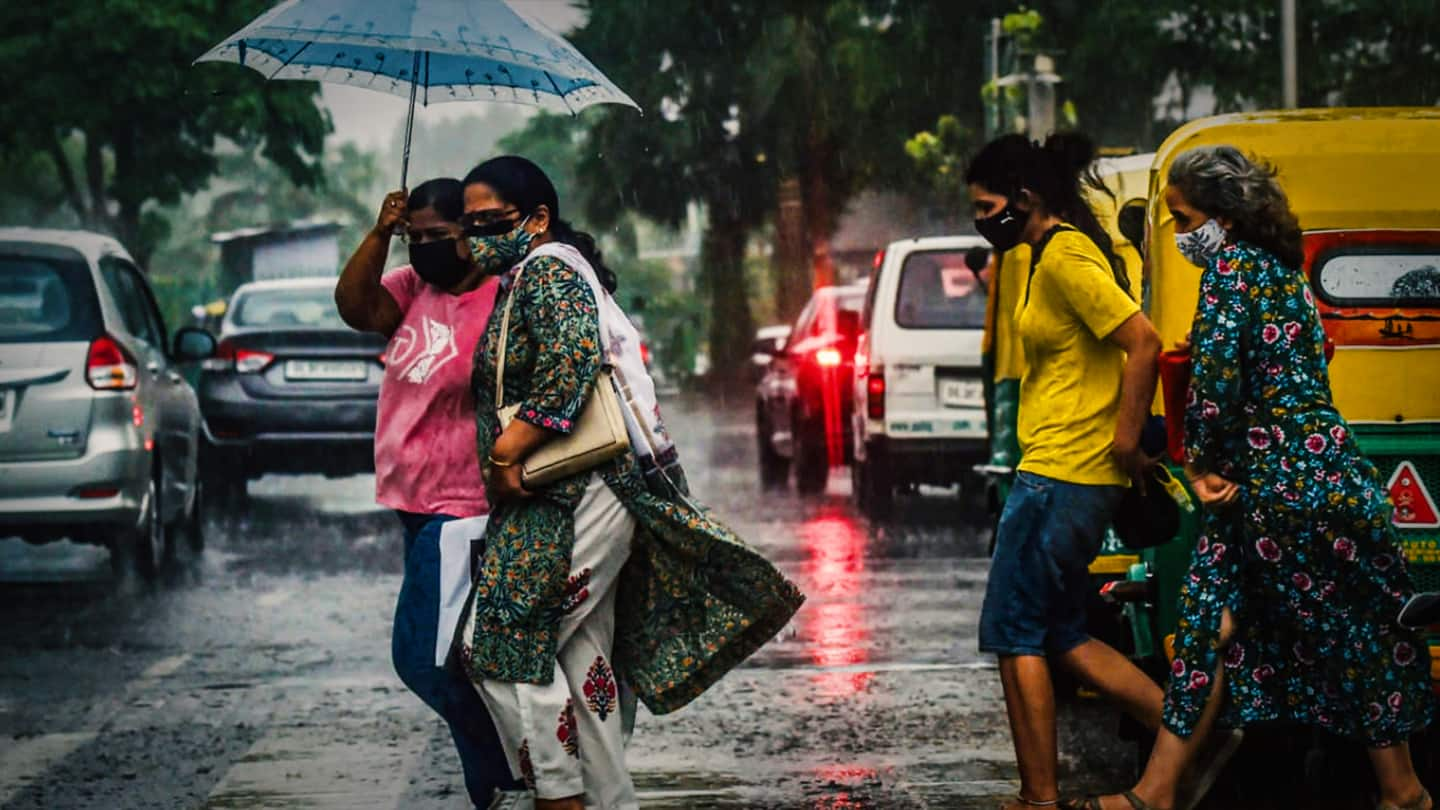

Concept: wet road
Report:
left=0, top=397, right=1374, bottom=808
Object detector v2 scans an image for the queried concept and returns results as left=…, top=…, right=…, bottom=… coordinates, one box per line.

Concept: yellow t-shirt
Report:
left=1015, top=228, right=1140, bottom=487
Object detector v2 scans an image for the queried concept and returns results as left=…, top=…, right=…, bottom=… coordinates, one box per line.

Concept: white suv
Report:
left=850, top=236, right=991, bottom=517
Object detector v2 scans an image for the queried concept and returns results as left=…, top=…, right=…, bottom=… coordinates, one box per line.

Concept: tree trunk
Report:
left=699, top=207, right=754, bottom=394
left=771, top=175, right=810, bottom=325
left=802, top=129, right=835, bottom=291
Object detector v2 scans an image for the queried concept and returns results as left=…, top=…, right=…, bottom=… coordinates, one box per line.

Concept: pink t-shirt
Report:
left=374, top=266, right=499, bottom=518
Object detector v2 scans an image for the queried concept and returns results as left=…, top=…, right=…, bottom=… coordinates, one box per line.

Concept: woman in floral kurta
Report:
left=453, top=156, right=803, bottom=809
left=1088, top=146, right=1431, bottom=810
left=1164, top=238, right=1433, bottom=748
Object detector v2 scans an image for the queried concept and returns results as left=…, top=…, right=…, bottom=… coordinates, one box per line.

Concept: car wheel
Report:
left=114, top=475, right=164, bottom=581
left=793, top=418, right=829, bottom=495
left=202, top=448, right=246, bottom=509
left=853, top=455, right=893, bottom=519
left=756, top=409, right=789, bottom=490
left=177, top=480, right=205, bottom=553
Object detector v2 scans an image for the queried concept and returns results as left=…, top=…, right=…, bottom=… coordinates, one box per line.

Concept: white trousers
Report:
left=470, top=473, right=638, bottom=809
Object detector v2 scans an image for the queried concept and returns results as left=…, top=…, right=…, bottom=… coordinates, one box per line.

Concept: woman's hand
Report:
left=483, top=458, right=532, bottom=503
left=373, top=189, right=408, bottom=236
left=1188, top=471, right=1240, bottom=509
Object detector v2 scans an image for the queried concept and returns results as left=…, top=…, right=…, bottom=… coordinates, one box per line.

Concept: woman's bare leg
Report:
left=1096, top=608, right=1236, bottom=810
left=1369, top=743, right=1429, bottom=808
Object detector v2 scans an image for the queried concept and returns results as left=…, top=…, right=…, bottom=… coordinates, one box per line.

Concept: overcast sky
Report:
left=321, top=0, right=586, bottom=151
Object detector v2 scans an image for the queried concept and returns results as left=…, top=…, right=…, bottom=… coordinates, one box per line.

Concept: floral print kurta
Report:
left=1163, top=241, right=1432, bottom=746
left=461, top=254, right=804, bottom=714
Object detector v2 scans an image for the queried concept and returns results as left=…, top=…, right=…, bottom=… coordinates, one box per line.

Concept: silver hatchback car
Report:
left=0, top=228, right=216, bottom=579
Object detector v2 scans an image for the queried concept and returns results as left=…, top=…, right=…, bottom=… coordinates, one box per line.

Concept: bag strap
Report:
left=1024, top=223, right=1076, bottom=307
left=493, top=261, right=530, bottom=408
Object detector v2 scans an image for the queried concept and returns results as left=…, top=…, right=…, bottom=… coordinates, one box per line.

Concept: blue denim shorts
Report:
left=978, top=471, right=1125, bottom=657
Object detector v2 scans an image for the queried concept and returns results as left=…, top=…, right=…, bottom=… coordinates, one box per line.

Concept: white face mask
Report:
left=1175, top=218, right=1227, bottom=267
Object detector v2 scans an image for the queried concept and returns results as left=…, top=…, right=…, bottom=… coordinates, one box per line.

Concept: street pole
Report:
left=1281, top=0, right=1298, bottom=107
left=986, top=17, right=1001, bottom=138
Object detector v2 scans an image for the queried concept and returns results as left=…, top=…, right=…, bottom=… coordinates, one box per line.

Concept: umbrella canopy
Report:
left=196, top=0, right=636, bottom=184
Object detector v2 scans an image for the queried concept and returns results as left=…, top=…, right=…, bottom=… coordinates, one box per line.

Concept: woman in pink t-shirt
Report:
left=334, top=179, right=519, bottom=809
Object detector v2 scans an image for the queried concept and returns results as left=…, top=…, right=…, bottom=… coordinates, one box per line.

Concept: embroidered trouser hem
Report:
left=472, top=473, right=639, bottom=810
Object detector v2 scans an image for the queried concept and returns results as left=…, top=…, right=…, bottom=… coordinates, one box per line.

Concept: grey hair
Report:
left=1167, top=145, right=1304, bottom=269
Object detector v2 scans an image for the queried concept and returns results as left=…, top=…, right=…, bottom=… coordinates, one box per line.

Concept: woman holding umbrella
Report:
left=453, top=156, right=804, bottom=810
left=335, top=179, right=523, bottom=809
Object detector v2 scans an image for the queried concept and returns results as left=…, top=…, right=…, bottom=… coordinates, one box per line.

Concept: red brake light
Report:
left=866, top=371, right=885, bottom=420
left=207, top=339, right=274, bottom=374
left=640, top=342, right=652, bottom=367
left=872, top=249, right=886, bottom=270
left=816, top=348, right=843, bottom=367
left=87, top=335, right=137, bottom=390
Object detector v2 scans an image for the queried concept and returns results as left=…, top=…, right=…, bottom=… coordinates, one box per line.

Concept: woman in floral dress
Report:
left=1087, top=147, right=1433, bottom=810
left=451, top=156, right=804, bottom=810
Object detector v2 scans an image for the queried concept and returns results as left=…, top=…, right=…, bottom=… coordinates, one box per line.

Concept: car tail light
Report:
left=206, top=340, right=275, bottom=374
left=866, top=370, right=885, bottom=419
left=640, top=342, right=652, bottom=367
left=872, top=248, right=885, bottom=270
left=87, top=335, right=137, bottom=390
left=815, top=348, right=843, bottom=368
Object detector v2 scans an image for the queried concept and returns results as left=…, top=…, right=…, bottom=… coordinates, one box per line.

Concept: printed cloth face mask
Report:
left=1175, top=218, right=1226, bottom=267
left=466, top=216, right=534, bottom=276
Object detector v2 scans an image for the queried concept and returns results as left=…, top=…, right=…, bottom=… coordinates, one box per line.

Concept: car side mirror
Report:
left=173, top=327, right=217, bottom=362
left=1118, top=198, right=1147, bottom=256
left=964, top=246, right=992, bottom=276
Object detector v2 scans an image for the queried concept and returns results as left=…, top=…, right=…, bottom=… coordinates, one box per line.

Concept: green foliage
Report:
left=0, top=0, right=329, bottom=264
left=903, top=115, right=975, bottom=208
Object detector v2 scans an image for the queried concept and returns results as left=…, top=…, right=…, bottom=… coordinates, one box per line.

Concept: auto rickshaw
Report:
left=976, top=152, right=1156, bottom=651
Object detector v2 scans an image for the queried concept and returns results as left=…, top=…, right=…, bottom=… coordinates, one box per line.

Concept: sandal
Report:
left=1379, top=788, right=1433, bottom=810
left=1067, top=792, right=1165, bottom=810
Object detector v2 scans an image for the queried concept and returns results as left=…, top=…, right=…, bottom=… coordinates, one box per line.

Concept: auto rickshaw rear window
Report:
left=1316, top=250, right=1440, bottom=306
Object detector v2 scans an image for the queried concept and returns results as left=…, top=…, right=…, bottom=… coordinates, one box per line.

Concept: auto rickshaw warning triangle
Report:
left=1387, top=461, right=1440, bottom=529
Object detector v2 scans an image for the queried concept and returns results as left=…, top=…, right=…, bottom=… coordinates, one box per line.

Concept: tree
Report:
left=0, top=0, right=329, bottom=265
left=572, top=0, right=778, bottom=385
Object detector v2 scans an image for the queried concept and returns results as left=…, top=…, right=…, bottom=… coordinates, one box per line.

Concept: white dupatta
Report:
left=519, top=243, right=681, bottom=491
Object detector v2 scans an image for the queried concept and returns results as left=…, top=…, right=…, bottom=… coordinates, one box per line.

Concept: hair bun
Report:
left=1042, top=131, right=1097, bottom=176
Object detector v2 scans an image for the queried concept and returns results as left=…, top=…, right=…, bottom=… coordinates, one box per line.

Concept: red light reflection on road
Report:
left=799, top=513, right=871, bottom=696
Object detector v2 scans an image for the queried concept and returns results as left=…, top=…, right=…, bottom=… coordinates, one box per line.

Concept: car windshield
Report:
left=895, top=250, right=988, bottom=329
left=232, top=287, right=347, bottom=329
left=1318, top=251, right=1440, bottom=306
left=0, top=254, right=102, bottom=343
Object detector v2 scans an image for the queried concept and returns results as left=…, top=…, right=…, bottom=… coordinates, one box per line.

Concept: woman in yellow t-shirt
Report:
left=967, top=133, right=1163, bottom=810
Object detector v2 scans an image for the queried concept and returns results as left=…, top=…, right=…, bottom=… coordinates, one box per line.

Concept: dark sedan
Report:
left=198, top=277, right=385, bottom=500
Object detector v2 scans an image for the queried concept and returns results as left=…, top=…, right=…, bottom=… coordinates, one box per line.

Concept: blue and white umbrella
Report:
left=197, top=0, right=637, bottom=186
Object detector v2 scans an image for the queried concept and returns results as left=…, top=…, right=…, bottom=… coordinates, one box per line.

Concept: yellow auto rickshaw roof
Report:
left=1150, top=107, right=1440, bottom=231
left=1146, top=108, right=1440, bottom=425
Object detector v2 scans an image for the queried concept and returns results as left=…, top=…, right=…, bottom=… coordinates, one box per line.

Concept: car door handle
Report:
left=166, top=371, right=183, bottom=384
left=146, top=362, right=162, bottom=374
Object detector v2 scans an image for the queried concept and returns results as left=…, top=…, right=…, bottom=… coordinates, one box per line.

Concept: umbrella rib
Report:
left=543, top=71, right=576, bottom=115
left=267, top=39, right=314, bottom=80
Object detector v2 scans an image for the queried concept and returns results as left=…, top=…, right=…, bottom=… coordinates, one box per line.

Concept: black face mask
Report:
left=409, top=238, right=470, bottom=289
left=974, top=201, right=1030, bottom=253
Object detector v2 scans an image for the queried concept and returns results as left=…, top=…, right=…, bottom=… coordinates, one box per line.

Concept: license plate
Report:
left=939, top=378, right=983, bottom=408
left=0, top=389, right=11, bottom=433
left=284, top=360, right=367, bottom=381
